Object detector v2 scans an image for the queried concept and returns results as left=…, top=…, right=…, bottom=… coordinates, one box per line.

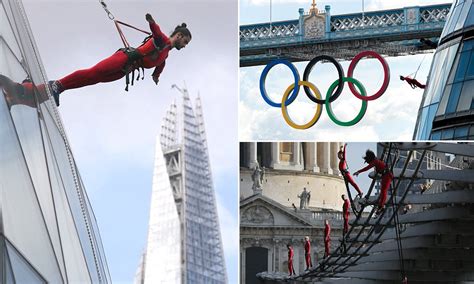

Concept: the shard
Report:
left=0, top=0, right=110, bottom=282
left=134, top=86, right=227, bottom=284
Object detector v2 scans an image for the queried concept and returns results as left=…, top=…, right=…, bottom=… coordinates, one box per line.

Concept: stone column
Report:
left=292, top=142, right=304, bottom=171
left=248, top=142, right=257, bottom=169
left=331, top=142, right=340, bottom=174
left=319, top=142, right=333, bottom=175
left=270, top=142, right=280, bottom=169
left=306, top=142, right=320, bottom=173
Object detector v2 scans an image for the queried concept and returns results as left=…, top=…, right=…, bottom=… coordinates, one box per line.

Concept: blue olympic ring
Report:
left=259, top=59, right=300, bottom=107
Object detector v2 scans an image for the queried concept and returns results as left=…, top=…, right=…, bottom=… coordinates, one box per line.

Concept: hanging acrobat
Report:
left=49, top=12, right=191, bottom=106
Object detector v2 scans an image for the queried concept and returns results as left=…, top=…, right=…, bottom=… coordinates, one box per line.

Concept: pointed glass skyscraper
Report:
left=134, top=86, right=227, bottom=284
left=1, top=0, right=110, bottom=282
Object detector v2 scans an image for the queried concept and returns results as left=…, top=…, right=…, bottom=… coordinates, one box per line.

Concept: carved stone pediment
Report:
left=241, top=205, right=274, bottom=225
left=304, top=13, right=325, bottom=39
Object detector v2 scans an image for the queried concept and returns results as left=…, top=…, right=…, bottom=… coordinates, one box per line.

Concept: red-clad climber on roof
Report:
left=47, top=13, right=191, bottom=106
left=338, top=144, right=363, bottom=199
left=354, top=150, right=393, bottom=216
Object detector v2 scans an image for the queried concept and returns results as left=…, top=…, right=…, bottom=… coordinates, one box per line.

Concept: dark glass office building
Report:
left=414, top=0, right=474, bottom=140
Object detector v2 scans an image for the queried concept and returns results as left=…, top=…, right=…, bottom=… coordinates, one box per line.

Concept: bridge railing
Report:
left=240, top=4, right=450, bottom=46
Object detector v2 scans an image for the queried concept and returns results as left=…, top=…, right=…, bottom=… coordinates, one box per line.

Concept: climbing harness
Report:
left=99, top=0, right=153, bottom=91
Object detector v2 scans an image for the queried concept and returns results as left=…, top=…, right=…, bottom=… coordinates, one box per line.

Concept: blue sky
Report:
left=240, top=0, right=452, bottom=140
left=23, top=1, right=238, bottom=283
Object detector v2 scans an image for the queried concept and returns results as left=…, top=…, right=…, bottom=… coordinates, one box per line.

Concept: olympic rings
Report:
left=325, top=77, right=367, bottom=126
left=258, top=50, right=390, bottom=128
left=259, top=59, right=300, bottom=107
left=281, top=81, right=323, bottom=129
left=303, top=55, right=344, bottom=104
left=347, top=50, right=390, bottom=101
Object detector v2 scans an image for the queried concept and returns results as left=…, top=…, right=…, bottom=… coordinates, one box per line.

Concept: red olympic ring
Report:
left=347, top=50, right=390, bottom=101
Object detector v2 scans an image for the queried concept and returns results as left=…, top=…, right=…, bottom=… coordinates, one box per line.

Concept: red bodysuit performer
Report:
left=342, top=194, right=350, bottom=237
left=338, top=144, right=363, bottom=198
left=324, top=220, right=331, bottom=258
left=354, top=150, right=393, bottom=215
left=304, top=236, right=312, bottom=270
left=48, top=13, right=191, bottom=106
left=400, top=75, right=426, bottom=89
left=287, top=244, right=295, bottom=276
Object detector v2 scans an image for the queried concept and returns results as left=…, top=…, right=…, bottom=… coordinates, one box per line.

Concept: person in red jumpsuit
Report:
left=0, top=75, right=49, bottom=109
left=48, top=13, right=191, bottom=106
left=287, top=244, right=295, bottom=276
left=400, top=75, right=426, bottom=89
left=304, top=236, right=312, bottom=270
left=338, top=144, right=363, bottom=198
left=354, top=150, right=393, bottom=215
left=342, top=194, right=350, bottom=237
left=324, top=219, right=331, bottom=258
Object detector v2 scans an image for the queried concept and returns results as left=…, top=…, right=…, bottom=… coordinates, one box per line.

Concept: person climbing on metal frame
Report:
left=341, top=194, right=350, bottom=238
left=304, top=236, right=313, bottom=271
left=287, top=244, right=296, bottom=276
left=338, top=144, right=363, bottom=199
left=48, top=11, right=191, bottom=106
left=354, top=149, right=394, bottom=216
left=324, top=219, right=331, bottom=259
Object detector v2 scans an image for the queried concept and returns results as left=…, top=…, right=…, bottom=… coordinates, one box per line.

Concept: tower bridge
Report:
left=240, top=2, right=451, bottom=67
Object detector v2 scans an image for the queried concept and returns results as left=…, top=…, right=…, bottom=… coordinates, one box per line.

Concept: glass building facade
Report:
left=414, top=0, right=474, bottom=140
left=0, top=0, right=110, bottom=282
left=134, top=88, right=227, bottom=284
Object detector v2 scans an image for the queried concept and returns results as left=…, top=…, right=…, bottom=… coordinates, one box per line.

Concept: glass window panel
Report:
left=441, top=128, right=455, bottom=139
left=454, top=126, right=469, bottom=138
left=0, top=6, right=22, bottom=59
left=6, top=242, right=47, bottom=284
left=436, top=84, right=452, bottom=115
left=447, top=5, right=463, bottom=35
left=465, top=51, right=474, bottom=79
left=457, top=80, right=474, bottom=112
left=470, top=125, right=474, bottom=136
left=446, top=83, right=463, bottom=113
left=415, top=107, right=429, bottom=139
left=423, top=104, right=439, bottom=139
left=5, top=247, right=16, bottom=284
left=455, top=2, right=470, bottom=31
left=431, top=131, right=442, bottom=140
left=465, top=4, right=474, bottom=26
left=462, top=38, right=474, bottom=52
left=454, top=51, right=470, bottom=82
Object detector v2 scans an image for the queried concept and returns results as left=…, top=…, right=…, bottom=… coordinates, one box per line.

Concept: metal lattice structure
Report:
left=240, top=4, right=451, bottom=67
left=257, top=142, right=474, bottom=283
left=135, top=86, right=227, bottom=284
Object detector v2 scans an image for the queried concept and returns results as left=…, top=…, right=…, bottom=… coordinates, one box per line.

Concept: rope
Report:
left=99, top=0, right=151, bottom=49
left=387, top=147, right=406, bottom=282
left=413, top=54, right=426, bottom=80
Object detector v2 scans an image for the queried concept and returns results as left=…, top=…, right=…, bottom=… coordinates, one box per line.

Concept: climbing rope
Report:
left=387, top=148, right=406, bottom=282
left=99, top=0, right=151, bottom=48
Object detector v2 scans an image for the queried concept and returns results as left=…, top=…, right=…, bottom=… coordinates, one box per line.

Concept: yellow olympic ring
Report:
left=281, top=81, right=323, bottom=130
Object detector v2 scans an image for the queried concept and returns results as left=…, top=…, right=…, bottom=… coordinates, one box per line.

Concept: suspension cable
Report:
left=99, top=0, right=115, bottom=20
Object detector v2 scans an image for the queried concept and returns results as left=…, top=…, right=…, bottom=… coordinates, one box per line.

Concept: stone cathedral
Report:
left=240, top=142, right=348, bottom=284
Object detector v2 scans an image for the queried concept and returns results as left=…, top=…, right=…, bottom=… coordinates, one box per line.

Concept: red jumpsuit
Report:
left=304, top=239, right=312, bottom=269
left=355, top=159, right=393, bottom=210
left=288, top=247, right=295, bottom=275
left=58, top=21, right=170, bottom=91
left=324, top=223, right=331, bottom=258
left=339, top=145, right=363, bottom=196
left=343, top=198, right=350, bottom=235
left=401, top=76, right=426, bottom=89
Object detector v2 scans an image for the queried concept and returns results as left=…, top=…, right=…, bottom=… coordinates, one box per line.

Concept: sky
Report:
left=239, top=0, right=453, bottom=140
left=23, top=0, right=238, bottom=283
